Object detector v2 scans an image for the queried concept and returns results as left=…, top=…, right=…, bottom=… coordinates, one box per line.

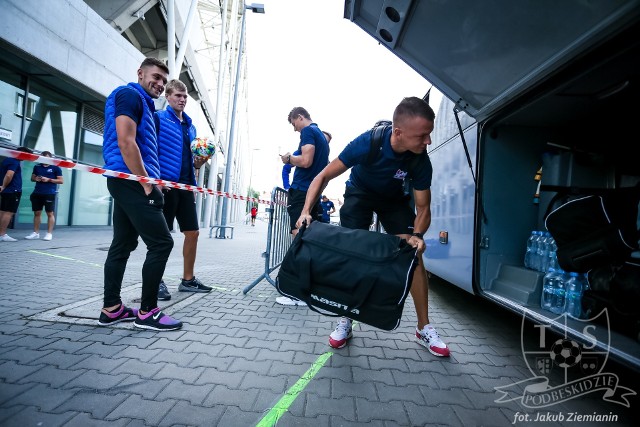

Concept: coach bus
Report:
left=344, top=0, right=640, bottom=370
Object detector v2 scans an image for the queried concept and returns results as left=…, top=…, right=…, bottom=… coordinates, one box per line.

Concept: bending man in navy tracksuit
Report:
left=154, top=79, right=212, bottom=301
left=296, top=97, right=450, bottom=356
left=99, top=57, right=181, bottom=331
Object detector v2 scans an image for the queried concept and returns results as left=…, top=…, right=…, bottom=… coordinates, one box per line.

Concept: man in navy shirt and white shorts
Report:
left=25, top=151, right=63, bottom=241
left=296, top=97, right=450, bottom=357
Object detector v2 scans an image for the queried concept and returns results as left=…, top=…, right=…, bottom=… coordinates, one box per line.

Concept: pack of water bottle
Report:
left=524, top=230, right=558, bottom=272
left=528, top=230, right=588, bottom=318
left=540, top=267, right=588, bottom=318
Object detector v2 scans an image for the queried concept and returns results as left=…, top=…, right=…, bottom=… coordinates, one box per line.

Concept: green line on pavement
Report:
left=256, top=351, right=333, bottom=427
left=29, top=250, right=103, bottom=268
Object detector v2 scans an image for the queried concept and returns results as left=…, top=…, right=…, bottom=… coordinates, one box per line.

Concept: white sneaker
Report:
left=25, top=232, right=40, bottom=240
left=416, top=324, right=450, bottom=357
left=275, top=296, right=307, bottom=306
left=43, top=233, right=53, bottom=241
left=329, top=317, right=353, bottom=349
left=0, top=234, right=18, bottom=242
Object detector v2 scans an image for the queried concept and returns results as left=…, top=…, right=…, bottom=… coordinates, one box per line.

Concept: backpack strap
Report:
left=366, top=122, right=391, bottom=165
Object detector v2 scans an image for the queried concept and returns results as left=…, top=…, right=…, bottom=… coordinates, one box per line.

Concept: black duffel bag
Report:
left=544, top=186, right=640, bottom=273
left=276, top=221, right=419, bottom=331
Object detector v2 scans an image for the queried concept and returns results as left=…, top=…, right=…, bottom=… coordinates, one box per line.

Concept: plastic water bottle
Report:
left=528, top=231, right=541, bottom=270
left=550, top=269, right=567, bottom=314
left=541, top=267, right=558, bottom=312
left=537, top=232, right=551, bottom=272
left=524, top=231, right=537, bottom=269
left=564, top=272, right=584, bottom=318
left=546, top=236, right=558, bottom=272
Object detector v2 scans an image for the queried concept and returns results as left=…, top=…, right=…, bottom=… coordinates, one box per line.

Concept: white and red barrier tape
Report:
left=0, top=147, right=273, bottom=205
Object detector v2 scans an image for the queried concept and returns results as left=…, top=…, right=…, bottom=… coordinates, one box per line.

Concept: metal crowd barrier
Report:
left=243, top=187, right=291, bottom=294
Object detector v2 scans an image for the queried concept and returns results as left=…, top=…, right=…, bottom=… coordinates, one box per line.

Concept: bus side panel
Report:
left=423, top=124, right=478, bottom=294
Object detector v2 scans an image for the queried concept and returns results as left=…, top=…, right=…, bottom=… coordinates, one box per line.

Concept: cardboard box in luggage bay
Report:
left=276, top=221, right=419, bottom=331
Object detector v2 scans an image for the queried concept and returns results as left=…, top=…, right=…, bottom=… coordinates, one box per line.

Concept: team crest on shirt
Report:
left=393, top=169, right=408, bottom=180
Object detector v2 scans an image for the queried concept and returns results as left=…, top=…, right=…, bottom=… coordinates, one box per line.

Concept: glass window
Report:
left=16, top=81, right=78, bottom=227
left=71, top=129, right=111, bottom=225
left=0, top=66, right=24, bottom=145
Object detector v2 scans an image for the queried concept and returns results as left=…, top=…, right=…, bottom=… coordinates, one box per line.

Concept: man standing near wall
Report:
left=0, top=146, right=33, bottom=242
left=25, top=151, right=63, bottom=241
left=98, top=57, right=182, bottom=331
left=154, top=79, right=211, bottom=301
left=276, top=107, right=330, bottom=306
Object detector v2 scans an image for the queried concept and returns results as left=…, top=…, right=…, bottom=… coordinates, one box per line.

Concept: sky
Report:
left=244, top=0, right=442, bottom=201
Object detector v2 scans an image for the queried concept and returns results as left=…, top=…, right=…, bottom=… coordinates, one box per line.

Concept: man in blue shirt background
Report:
left=320, top=195, right=335, bottom=223
left=0, top=146, right=33, bottom=242
left=25, top=151, right=63, bottom=241
left=281, top=131, right=331, bottom=191
left=296, top=97, right=450, bottom=357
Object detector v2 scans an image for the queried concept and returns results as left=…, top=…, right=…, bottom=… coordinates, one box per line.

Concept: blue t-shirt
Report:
left=32, top=164, right=63, bottom=194
left=0, top=158, right=22, bottom=193
left=115, top=88, right=143, bottom=124
left=290, top=123, right=329, bottom=192
left=339, top=127, right=432, bottom=198
left=321, top=199, right=335, bottom=222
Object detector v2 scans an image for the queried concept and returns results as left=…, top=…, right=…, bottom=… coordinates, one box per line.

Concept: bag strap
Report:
left=367, top=123, right=391, bottom=165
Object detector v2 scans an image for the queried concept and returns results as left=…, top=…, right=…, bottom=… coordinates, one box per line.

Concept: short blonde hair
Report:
left=165, top=79, right=188, bottom=96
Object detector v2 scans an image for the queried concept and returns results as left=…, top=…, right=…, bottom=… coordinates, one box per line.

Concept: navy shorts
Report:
left=0, top=192, right=21, bottom=213
left=287, top=188, right=322, bottom=231
left=339, top=185, right=415, bottom=235
left=30, top=193, right=56, bottom=212
left=162, top=188, right=199, bottom=232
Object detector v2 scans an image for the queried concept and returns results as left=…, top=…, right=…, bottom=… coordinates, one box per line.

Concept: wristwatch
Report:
left=411, top=232, right=423, bottom=239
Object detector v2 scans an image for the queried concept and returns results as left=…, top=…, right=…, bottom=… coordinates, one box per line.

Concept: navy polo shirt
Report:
left=290, top=123, right=329, bottom=192
left=0, top=158, right=22, bottom=193
left=339, top=127, right=432, bottom=198
left=32, top=164, right=63, bottom=194
left=115, top=88, right=143, bottom=124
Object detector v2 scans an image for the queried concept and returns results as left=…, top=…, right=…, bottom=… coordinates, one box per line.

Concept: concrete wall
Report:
left=0, top=0, right=144, bottom=100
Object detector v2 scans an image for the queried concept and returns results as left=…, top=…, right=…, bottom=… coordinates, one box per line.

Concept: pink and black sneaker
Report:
left=97, top=304, right=138, bottom=326
left=133, top=307, right=182, bottom=331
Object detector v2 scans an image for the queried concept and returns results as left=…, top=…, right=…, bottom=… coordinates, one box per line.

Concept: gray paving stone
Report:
left=155, top=379, right=214, bottom=405
left=115, top=346, right=164, bottom=363
left=105, top=394, right=175, bottom=426
left=188, top=353, right=233, bottom=370
left=453, top=405, right=513, bottom=427
left=54, top=390, right=128, bottom=419
left=418, top=386, right=474, bottom=409
left=0, top=347, right=53, bottom=364
left=331, top=379, right=376, bottom=400
left=115, top=375, right=172, bottom=400
left=375, top=383, right=424, bottom=405
left=204, top=385, right=259, bottom=411
left=239, top=372, right=287, bottom=393
left=352, top=366, right=395, bottom=386
left=216, top=405, right=264, bottom=427
left=195, top=370, right=245, bottom=388
left=63, top=370, right=129, bottom=390
left=157, top=400, right=225, bottom=427
left=404, top=402, right=462, bottom=426
left=111, top=358, right=164, bottom=377
left=227, top=358, right=273, bottom=374
left=0, top=382, right=36, bottom=406
left=355, top=398, right=409, bottom=424
left=72, top=354, right=126, bottom=374
left=0, top=362, right=44, bottom=383
left=2, top=382, right=76, bottom=411
left=0, top=406, right=76, bottom=427
left=149, top=349, right=197, bottom=366
left=76, top=342, right=128, bottom=357
left=63, top=412, right=130, bottom=427
left=305, top=395, right=356, bottom=421
left=152, top=363, right=206, bottom=384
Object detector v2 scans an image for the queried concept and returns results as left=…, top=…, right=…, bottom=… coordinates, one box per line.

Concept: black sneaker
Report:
left=178, top=276, right=212, bottom=293
left=158, top=280, right=171, bottom=301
